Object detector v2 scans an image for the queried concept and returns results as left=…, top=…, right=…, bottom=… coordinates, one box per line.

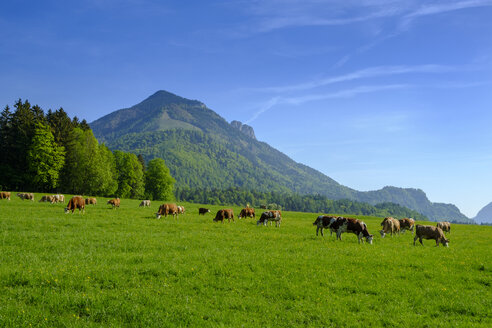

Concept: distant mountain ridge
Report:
left=474, top=202, right=492, bottom=223
left=91, top=90, right=471, bottom=223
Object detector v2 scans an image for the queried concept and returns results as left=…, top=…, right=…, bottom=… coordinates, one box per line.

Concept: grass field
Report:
left=0, top=194, right=491, bottom=327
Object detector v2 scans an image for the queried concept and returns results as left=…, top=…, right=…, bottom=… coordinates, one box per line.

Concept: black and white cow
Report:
left=331, top=217, right=373, bottom=244
left=312, top=215, right=338, bottom=236
left=257, top=211, right=282, bottom=227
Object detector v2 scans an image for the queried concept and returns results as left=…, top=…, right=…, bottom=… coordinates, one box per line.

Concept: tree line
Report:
left=0, top=99, right=174, bottom=201
left=0, top=98, right=429, bottom=219
left=175, top=187, right=428, bottom=219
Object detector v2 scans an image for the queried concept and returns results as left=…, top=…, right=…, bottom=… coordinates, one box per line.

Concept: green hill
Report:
left=91, top=90, right=471, bottom=223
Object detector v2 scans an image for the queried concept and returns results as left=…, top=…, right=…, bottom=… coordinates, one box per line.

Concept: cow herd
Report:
left=1, top=192, right=453, bottom=246
left=313, top=215, right=451, bottom=247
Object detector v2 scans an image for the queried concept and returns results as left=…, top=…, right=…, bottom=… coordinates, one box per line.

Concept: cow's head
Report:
left=313, top=216, right=321, bottom=226
left=156, top=213, right=161, bottom=219
left=64, top=207, right=70, bottom=214
left=442, top=238, right=449, bottom=247
left=366, top=234, right=374, bottom=244
left=379, top=230, right=386, bottom=238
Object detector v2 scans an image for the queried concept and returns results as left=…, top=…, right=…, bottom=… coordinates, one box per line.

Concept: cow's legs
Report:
left=413, top=235, right=418, bottom=246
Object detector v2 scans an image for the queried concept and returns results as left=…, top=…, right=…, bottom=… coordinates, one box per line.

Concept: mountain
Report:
left=474, top=202, right=492, bottom=224
left=91, top=90, right=471, bottom=223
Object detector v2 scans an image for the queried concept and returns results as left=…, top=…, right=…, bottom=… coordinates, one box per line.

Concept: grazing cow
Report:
left=64, top=196, right=85, bottom=214
left=85, top=197, right=97, bottom=205
left=156, top=203, right=179, bottom=219
left=53, top=194, right=65, bottom=203
left=414, top=225, right=449, bottom=247
left=313, top=215, right=338, bottom=236
left=399, top=218, right=415, bottom=234
left=257, top=211, right=282, bottom=227
left=107, top=198, right=120, bottom=209
left=334, top=217, right=374, bottom=244
left=139, top=200, right=151, bottom=207
left=437, top=221, right=451, bottom=233
left=198, top=208, right=210, bottom=215
left=17, top=193, right=34, bottom=201
left=177, top=205, right=185, bottom=214
left=325, top=217, right=347, bottom=239
left=380, top=217, right=400, bottom=238
left=213, top=209, right=234, bottom=223
left=239, top=207, right=255, bottom=219
left=39, top=195, right=55, bottom=203
left=0, top=191, right=11, bottom=200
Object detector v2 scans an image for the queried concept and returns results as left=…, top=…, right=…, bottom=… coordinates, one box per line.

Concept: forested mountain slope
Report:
left=91, top=90, right=471, bottom=223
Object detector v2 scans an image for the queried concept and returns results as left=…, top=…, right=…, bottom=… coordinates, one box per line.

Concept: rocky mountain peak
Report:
left=231, top=120, right=256, bottom=140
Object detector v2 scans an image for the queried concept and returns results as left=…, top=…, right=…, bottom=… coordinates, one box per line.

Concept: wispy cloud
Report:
left=246, top=64, right=454, bottom=94
left=238, top=0, right=406, bottom=34
left=245, top=84, right=408, bottom=123
left=406, top=0, right=492, bottom=19
left=254, top=8, right=397, bottom=33
left=332, top=0, right=492, bottom=67
left=244, top=77, right=488, bottom=123
left=400, top=0, right=492, bottom=30
left=239, top=0, right=492, bottom=33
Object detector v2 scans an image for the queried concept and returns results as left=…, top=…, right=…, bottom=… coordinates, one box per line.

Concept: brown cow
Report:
left=65, top=196, right=85, bottom=214
left=198, top=208, right=210, bottom=215
left=399, top=218, right=415, bottom=234
left=414, top=225, right=449, bottom=247
left=257, top=211, right=282, bottom=227
left=39, top=195, right=55, bottom=203
left=213, top=209, right=234, bottom=223
left=437, top=221, right=451, bottom=233
left=177, top=205, right=185, bottom=214
left=156, top=203, right=178, bottom=219
left=239, top=207, right=255, bottom=219
left=333, top=217, right=374, bottom=244
left=107, top=198, right=120, bottom=209
left=17, top=193, right=34, bottom=201
left=380, top=217, right=400, bottom=238
left=0, top=191, right=11, bottom=200
left=85, top=197, right=97, bottom=205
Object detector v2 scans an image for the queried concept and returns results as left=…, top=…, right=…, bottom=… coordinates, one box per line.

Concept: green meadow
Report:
left=0, top=195, right=491, bottom=327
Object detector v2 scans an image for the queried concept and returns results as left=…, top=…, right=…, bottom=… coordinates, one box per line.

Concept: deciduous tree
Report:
left=145, top=158, right=175, bottom=201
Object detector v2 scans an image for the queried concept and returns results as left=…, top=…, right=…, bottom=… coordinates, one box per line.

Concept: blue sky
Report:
left=1, top=0, right=491, bottom=217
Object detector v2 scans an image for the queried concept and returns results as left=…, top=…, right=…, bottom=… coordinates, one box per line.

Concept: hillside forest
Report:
left=0, top=99, right=427, bottom=219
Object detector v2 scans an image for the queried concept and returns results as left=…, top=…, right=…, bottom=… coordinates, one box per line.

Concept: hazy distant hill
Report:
left=474, top=202, right=492, bottom=224
left=91, top=90, right=471, bottom=223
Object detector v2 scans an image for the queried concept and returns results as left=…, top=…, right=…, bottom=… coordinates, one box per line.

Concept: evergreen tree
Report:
left=6, top=99, right=46, bottom=190
left=0, top=105, right=14, bottom=188
left=27, top=122, right=65, bottom=191
left=145, top=158, right=175, bottom=201
left=46, top=107, right=75, bottom=145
